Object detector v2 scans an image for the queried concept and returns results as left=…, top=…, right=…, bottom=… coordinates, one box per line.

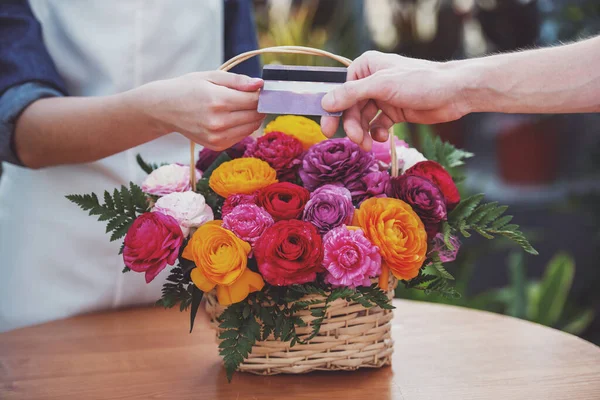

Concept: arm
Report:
left=321, top=36, right=600, bottom=149
left=14, top=71, right=264, bottom=169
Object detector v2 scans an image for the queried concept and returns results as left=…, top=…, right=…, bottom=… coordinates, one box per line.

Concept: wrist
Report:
left=118, top=83, right=170, bottom=138
left=446, top=58, right=495, bottom=114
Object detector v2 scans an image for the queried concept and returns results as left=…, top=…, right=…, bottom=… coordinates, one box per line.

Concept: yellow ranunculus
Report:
left=209, top=158, right=278, bottom=198
left=182, top=221, right=264, bottom=305
left=353, top=197, right=427, bottom=281
left=264, top=115, right=327, bottom=150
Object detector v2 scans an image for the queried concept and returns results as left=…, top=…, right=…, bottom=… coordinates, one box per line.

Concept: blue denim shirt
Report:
left=0, top=0, right=260, bottom=166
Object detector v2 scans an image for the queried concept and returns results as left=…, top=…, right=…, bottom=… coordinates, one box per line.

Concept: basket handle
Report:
left=190, top=45, right=397, bottom=289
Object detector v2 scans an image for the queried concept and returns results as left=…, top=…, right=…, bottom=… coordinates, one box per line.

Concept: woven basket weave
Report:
left=190, top=46, right=399, bottom=375
left=204, top=277, right=397, bottom=375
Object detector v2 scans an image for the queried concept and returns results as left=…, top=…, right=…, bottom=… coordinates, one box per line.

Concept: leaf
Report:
left=532, top=253, right=575, bottom=326
left=189, top=286, right=204, bottom=333
left=449, top=194, right=485, bottom=225
left=136, top=154, right=162, bottom=174
left=202, top=152, right=232, bottom=180
left=507, top=252, right=527, bottom=319
left=122, top=266, right=130, bottom=273
left=417, top=125, right=473, bottom=170
left=561, top=309, right=595, bottom=335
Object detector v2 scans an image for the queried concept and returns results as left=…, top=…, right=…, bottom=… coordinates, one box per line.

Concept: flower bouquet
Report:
left=68, top=114, right=536, bottom=380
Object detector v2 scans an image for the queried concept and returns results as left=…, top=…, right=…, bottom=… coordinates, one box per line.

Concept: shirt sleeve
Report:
left=0, top=1, right=67, bottom=95
left=0, top=82, right=64, bottom=166
left=223, top=0, right=261, bottom=78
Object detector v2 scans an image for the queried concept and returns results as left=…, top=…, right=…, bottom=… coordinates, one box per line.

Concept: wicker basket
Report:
left=189, top=46, right=399, bottom=375
left=204, top=277, right=397, bottom=375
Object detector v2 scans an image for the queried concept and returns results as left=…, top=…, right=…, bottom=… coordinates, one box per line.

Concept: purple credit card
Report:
left=258, top=65, right=347, bottom=117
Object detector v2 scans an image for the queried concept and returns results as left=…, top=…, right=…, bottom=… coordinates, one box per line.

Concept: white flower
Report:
left=397, top=147, right=427, bottom=174
left=142, top=164, right=200, bottom=196
left=153, top=191, right=214, bottom=237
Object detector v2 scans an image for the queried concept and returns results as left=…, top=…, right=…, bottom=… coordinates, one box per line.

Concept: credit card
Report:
left=258, top=65, right=347, bottom=116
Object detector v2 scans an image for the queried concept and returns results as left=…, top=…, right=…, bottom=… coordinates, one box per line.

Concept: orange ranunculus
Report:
left=182, top=221, right=264, bottom=305
left=264, top=115, right=327, bottom=150
left=353, top=197, right=427, bottom=280
left=209, top=158, right=278, bottom=198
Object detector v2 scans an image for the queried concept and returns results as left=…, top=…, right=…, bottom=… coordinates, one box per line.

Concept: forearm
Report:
left=14, top=89, right=164, bottom=169
left=460, top=36, right=600, bottom=114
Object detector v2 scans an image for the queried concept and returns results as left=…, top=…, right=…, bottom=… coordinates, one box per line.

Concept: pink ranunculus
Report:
left=222, top=203, right=274, bottom=248
left=153, top=191, right=214, bottom=237
left=123, top=212, right=184, bottom=283
left=323, top=226, right=382, bottom=288
left=221, top=193, right=257, bottom=218
left=371, top=137, right=409, bottom=170
left=429, top=233, right=461, bottom=263
left=141, top=164, right=199, bottom=196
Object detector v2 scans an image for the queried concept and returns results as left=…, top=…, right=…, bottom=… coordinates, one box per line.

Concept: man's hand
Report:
left=320, top=51, right=471, bottom=150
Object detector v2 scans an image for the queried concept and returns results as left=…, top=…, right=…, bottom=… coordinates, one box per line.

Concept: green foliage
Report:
left=196, top=178, right=224, bottom=219
left=528, top=253, right=575, bottom=326
left=216, top=282, right=394, bottom=381
left=399, top=251, right=595, bottom=336
left=66, top=183, right=148, bottom=243
left=136, top=154, right=165, bottom=174
left=189, top=285, right=204, bottom=333
left=448, top=194, right=538, bottom=255
left=155, top=266, right=193, bottom=310
left=418, top=125, right=473, bottom=172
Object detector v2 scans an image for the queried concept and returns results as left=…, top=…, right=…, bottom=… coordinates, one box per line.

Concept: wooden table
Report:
left=1, top=300, right=599, bottom=400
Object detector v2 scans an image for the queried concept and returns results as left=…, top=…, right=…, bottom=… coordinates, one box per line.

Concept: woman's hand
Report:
left=320, top=51, right=471, bottom=150
left=133, top=71, right=265, bottom=151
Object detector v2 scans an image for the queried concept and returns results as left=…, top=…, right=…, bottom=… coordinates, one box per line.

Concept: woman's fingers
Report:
left=207, top=71, right=264, bottom=92
left=206, top=110, right=264, bottom=132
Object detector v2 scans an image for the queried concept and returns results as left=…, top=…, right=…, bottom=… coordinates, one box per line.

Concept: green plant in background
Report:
left=256, top=1, right=330, bottom=66
left=397, top=252, right=595, bottom=336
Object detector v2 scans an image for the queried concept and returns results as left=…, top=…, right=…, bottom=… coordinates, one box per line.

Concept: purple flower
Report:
left=196, top=137, right=255, bottom=172
left=222, top=203, right=274, bottom=248
left=346, top=171, right=391, bottom=205
left=221, top=193, right=257, bottom=218
left=299, top=138, right=377, bottom=192
left=390, top=174, right=447, bottom=238
left=429, top=233, right=461, bottom=263
left=323, top=226, right=381, bottom=288
left=302, top=184, right=354, bottom=234
left=244, top=131, right=304, bottom=182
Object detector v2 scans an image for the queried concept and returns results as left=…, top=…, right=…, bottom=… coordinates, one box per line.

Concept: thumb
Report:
left=207, top=71, right=264, bottom=92
left=322, top=74, right=385, bottom=112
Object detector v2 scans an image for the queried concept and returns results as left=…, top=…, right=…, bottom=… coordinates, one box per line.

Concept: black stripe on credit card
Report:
left=262, top=65, right=347, bottom=83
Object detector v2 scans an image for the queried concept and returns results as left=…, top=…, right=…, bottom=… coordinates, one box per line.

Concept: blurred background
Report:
left=253, top=0, right=600, bottom=344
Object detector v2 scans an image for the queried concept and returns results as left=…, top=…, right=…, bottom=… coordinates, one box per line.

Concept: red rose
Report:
left=404, top=161, right=460, bottom=210
left=123, top=212, right=184, bottom=283
left=244, top=131, right=304, bottom=182
left=254, top=220, right=324, bottom=285
left=256, top=182, right=310, bottom=221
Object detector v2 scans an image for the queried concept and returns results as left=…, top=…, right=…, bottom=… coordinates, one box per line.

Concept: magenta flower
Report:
left=346, top=170, right=391, bottom=205
left=221, top=193, right=257, bottom=218
left=429, top=233, right=461, bottom=262
left=244, top=131, right=304, bottom=182
left=322, top=226, right=382, bottom=288
left=123, top=212, right=184, bottom=283
left=390, top=174, right=447, bottom=238
left=302, top=184, right=354, bottom=234
left=299, top=138, right=377, bottom=192
left=195, top=137, right=255, bottom=172
left=222, top=203, right=274, bottom=248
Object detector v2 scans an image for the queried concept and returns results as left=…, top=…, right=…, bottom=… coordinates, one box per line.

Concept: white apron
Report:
left=0, top=0, right=223, bottom=332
